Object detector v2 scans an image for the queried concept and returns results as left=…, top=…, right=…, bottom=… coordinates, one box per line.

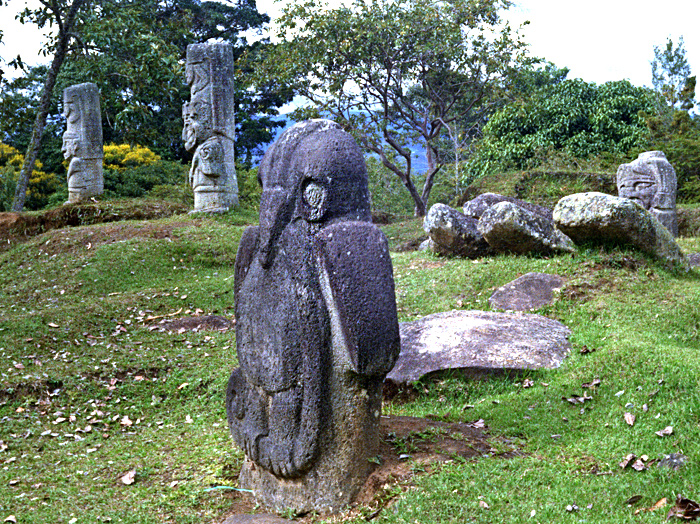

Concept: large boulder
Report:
left=463, top=193, right=552, bottom=220
left=386, top=310, right=571, bottom=386
left=489, top=272, right=566, bottom=311
left=423, top=203, right=491, bottom=258
left=478, top=201, right=576, bottom=255
left=553, top=192, right=686, bottom=265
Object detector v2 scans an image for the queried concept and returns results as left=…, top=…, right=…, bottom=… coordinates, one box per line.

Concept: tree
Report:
left=261, top=0, right=529, bottom=216
left=8, top=0, right=86, bottom=212
left=3, top=0, right=290, bottom=210
left=651, top=37, right=696, bottom=112
left=470, top=79, right=655, bottom=176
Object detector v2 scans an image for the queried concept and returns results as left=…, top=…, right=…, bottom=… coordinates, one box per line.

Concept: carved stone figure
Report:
left=226, top=119, right=400, bottom=513
left=617, top=151, right=678, bottom=236
left=62, top=83, right=103, bottom=204
left=182, top=43, right=238, bottom=213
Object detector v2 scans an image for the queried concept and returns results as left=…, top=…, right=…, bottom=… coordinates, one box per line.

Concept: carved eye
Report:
left=302, top=180, right=328, bottom=221
left=634, top=181, right=653, bottom=190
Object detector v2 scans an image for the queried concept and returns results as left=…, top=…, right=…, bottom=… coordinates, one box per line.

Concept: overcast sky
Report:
left=1, top=0, right=697, bottom=90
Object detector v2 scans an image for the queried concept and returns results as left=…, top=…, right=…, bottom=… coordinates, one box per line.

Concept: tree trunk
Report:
left=11, top=0, right=84, bottom=212
left=405, top=176, right=426, bottom=217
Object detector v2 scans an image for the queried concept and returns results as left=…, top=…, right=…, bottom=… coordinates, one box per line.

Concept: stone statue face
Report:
left=617, top=167, right=657, bottom=210
left=182, top=101, right=211, bottom=151
left=61, top=133, right=79, bottom=160
left=617, top=151, right=676, bottom=212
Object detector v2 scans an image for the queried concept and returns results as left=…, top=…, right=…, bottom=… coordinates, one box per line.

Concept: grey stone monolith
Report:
left=62, top=83, right=103, bottom=204
left=226, top=120, right=400, bottom=514
left=553, top=192, right=685, bottom=265
left=478, top=201, right=576, bottom=255
left=617, top=151, right=678, bottom=236
left=463, top=193, right=552, bottom=220
left=183, top=43, right=238, bottom=213
left=423, top=203, right=491, bottom=258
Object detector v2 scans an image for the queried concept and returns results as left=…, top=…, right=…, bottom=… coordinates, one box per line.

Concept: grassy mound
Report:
left=1, top=208, right=700, bottom=523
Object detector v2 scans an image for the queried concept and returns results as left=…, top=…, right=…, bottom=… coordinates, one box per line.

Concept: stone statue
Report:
left=226, top=119, right=400, bottom=513
left=617, top=151, right=678, bottom=236
left=62, top=83, right=103, bottom=204
left=182, top=43, right=238, bottom=213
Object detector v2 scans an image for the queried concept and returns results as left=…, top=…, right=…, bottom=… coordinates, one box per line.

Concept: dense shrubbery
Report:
left=0, top=142, right=61, bottom=211
left=466, top=80, right=654, bottom=181
left=101, top=143, right=188, bottom=199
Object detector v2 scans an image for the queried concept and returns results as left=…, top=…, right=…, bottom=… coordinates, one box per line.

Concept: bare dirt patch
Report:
left=214, top=415, right=520, bottom=523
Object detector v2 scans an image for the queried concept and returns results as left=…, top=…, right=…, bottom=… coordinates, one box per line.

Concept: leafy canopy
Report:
left=470, top=79, right=655, bottom=177
left=261, top=0, right=529, bottom=216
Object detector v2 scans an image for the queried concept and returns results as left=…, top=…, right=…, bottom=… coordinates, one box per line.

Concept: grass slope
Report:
left=1, top=205, right=700, bottom=523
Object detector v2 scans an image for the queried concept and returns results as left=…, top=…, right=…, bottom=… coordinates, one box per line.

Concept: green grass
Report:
left=2, top=207, right=700, bottom=523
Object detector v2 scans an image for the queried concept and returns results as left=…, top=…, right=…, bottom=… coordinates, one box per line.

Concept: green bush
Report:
left=0, top=142, right=62, bottom=211
left=103, top=160, right=188, bottom=199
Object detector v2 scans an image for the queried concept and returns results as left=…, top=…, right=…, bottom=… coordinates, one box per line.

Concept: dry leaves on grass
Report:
left=624, top=412, right=636, bottom=426
left=656, top=426, right=674, bottom=437
left=634, top=497, right=667, bottom=515
left=120, top=470, right=136, bottom=485
left=619, top=453, right=654, bottom=471
left=667, top=496, right=700, bottom=520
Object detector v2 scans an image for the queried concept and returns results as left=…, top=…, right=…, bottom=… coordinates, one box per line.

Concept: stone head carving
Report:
left=61, top=82, right=103, bottom=203
left=617, top=151, right=677, bottom=236
left=227, top=120, right=400, bottom=510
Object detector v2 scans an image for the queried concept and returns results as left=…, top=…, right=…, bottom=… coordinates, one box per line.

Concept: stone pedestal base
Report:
left=238, top=377, right=383, bottom=514
left=193, top=187, right=238, bottom=214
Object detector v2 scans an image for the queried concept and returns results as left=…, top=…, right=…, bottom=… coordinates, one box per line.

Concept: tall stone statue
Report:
left=62, top=83, right=103, bottom=204
left=182, top=43, right=238, bottom=213
left=617, top=151, right=678, bottom=236
left=226, top=120, right=400, bottom=513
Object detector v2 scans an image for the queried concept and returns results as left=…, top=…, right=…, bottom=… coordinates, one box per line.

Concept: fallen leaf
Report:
left=185, top=415, right=193, bottom=424
left=631, top=459, right=646, bottom=471
left=582, top=378, right=601, bottom=388
left=120, top=416, right=132, bottom=427
left=120, top=470, right=136, bottom=485
left=530, top=509, right=536, bottom=518
left=48, top=322, right=59, bottom=328
left=177, top=382, right=189, bottom=390
left=624, top=412, right=636, bottom=426
left=620, top=453, right=636, bottom=469
left=467, top=419, right=485, bottom=429
left=625, top=495, right=643, bottom=506
left=522, top=379, right=534, bottom=388
left=479, top=500, right=489, bottom=509
left=565, top=504, right=579, bottom=512
left=667, top=495, right=700, bottom=520
left=4, top=516, right=17, bottom=523
left=655, top=426, right=673, bottom=437
left=635, top=497, right=668, bottom=515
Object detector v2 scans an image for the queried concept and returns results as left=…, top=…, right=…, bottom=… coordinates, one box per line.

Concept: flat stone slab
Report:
left=386, top=310, right=571, bottom=385
left=489, top=272, right=566, bottom=311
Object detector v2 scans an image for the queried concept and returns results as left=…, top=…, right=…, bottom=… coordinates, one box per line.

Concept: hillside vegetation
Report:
left=1, top=193, right=700, bottom=523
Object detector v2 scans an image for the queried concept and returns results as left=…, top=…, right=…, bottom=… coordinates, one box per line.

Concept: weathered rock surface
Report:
left=489, top=272, right=566, bottom=311
left=617, top=151, right=677, bottom=236
left=423, top=203, right=491, bottom=258
left=386, top=310, right=571, bottom=386
left=463, top=192, right=552, bottom=220
left=478, top=201, right=576, bottom=255
left=553, top=192, right=686, bottom=264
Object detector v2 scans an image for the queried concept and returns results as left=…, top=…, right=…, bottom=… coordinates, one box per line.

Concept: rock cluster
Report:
left=424, top=189, right=686, bottom=265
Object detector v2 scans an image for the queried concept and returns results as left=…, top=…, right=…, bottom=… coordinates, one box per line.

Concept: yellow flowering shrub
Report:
left=0, top=142, right=57, bottom=210
left=103, top=143, right=160, bottom=170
